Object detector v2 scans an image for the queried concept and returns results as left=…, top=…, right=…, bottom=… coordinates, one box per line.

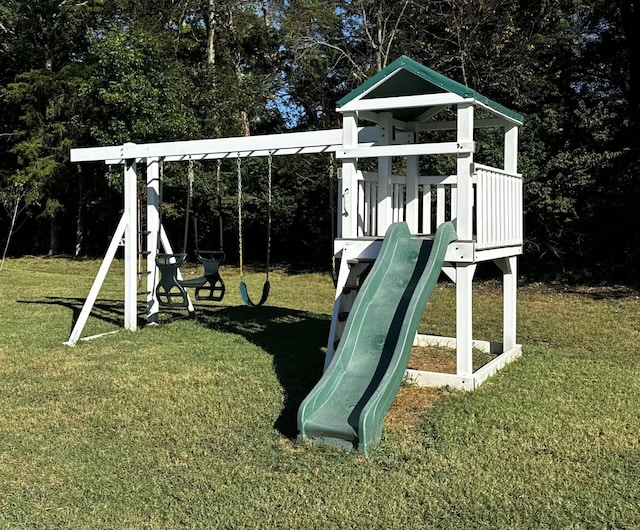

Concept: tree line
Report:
left=1, top=0, right=638, bottom=282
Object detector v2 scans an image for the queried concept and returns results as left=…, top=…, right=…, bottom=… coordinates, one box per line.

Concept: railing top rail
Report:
left=473, top=163, right=522, bottom=178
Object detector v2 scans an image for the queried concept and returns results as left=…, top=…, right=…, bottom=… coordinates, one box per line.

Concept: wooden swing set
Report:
left=65, top=56, right=524, bottom=391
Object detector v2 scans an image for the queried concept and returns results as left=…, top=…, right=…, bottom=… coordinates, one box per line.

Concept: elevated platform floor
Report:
left=334, top=237, right=522, bottom=264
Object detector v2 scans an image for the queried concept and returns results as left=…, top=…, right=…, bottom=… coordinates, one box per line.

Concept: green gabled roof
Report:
left=336, top=55, right=523, bottom=124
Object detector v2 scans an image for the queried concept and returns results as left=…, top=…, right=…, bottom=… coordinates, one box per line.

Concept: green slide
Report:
left=297, top=221, right=457, bottom=455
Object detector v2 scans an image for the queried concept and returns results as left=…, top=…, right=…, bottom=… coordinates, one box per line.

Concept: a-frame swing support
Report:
left=65, top=129, right=355, bottom=345
left=65, top=156, right=194, bottom=346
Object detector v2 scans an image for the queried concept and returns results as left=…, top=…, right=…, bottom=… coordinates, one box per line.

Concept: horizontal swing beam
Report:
left=70, top=129, right=344, bottom=163
left=72, top=128, right=363, bottom=164
left=69, top=125, right=418, bottom=164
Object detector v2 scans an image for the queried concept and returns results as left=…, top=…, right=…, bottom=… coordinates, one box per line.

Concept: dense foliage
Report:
left=1, top=0, right=638, bottom=282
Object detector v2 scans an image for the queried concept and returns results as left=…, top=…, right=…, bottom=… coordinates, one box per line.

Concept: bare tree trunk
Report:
left=207, top=0, right=216, bottom=65
left=228, top=6, right=251, bottom=136
left=359, top=0, right=411, bottom=72
left=48, top=216, right=58, bottom=256
left=0, top=185, right=26, bottom=271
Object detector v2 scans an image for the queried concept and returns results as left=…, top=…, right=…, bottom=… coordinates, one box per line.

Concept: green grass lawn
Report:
left=1, top=257, right=639, bottom=529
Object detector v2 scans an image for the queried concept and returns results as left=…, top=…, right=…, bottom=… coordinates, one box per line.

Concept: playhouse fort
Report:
left=66, top=56, right=524, bottom=452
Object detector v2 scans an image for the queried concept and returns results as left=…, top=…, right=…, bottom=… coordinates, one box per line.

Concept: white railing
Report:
left=474, top=164, right=523, bottom=249
left=417, top=175, right=458, bottom=235
left=342, top=165, right=522, bottom=249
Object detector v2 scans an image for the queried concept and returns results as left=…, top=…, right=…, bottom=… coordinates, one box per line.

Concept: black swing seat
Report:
left=156, top=251, right=226, bottom=308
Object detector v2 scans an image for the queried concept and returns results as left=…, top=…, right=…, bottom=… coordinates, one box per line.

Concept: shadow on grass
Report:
left=19, top=296, right=194, bottom=337
left=18, top=296, right=126, bottom=336
left=194, top=305, right=328, bottom=438
left=19, top=296, right=328, bottom=439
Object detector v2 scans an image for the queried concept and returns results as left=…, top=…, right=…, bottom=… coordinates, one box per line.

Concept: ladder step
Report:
left=139, top=230, right=152, bottom=236
left=138, top=250, right=151, bottom=256
left=347, top=257, right=376, bottom=265
left=342, top=284, right=360, bottom=294
left=137, top=291, right=151, bottom=296
left=138, top=270, right=151, bottom=276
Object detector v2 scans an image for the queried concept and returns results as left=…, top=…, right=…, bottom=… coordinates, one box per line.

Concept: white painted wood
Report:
left=71, top=144, right=125, bottom=163
left=406, top=155, right=419, bottom=233
left=456, top=263, right=476, bottom=376
left=341, top=113, right=359, bottom=238
left=441, top=265, right=456, bottom=282
left=474, top=245, right=523, bottom=261
left=436, top=185, right=446, bottom=227
left=336, top=141, right=474, bottom=160
left=418, top=175, right=458, bottom=185
left=456, top=104, right=474, bottom=241
left=324, top=243, right=353, bottom=370
left=444, top=241, right=475, bottom=262
left=413, top=333, right=503, bottom=354
left=473, top=100, right=523, bottom=126
left=124, top=159, right=138, bottom=331
left=422, top=184, right=432, bottom=234
left=376, top=113, right=393, bottom=236
left=77, top=330, right=121, bottom=343
left=71, top=127, right=395, bottom=164
left=416, top=117, right=517, bottom=132
left=72, top=129, right=341, bottom=162
left=470, top=344, right=522, bottom=387
left=501, top=256, right=518, bottom=351
left=406, top=344, right=522, bottom=390
left=404, top=369, right=476, bottom=391
left=64, top=212, right=128, bottom=346
left=339, top=93, right=467, bottom=113
left=474, top=165, right=523, bottom=249
left=451, top=185, right=458, bottom=221
left=357, top=170, right=366, bottom=236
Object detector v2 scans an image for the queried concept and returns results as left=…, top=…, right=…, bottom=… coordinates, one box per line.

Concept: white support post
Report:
left=341, top=112, right=359, bottom=238
left=504, top=124, right=519, bottom=173
left=502, top=256, right=518, bottom=351
left=456, top=263, right=477, bottom=377
left=146, top=157, right=161, bottom=324
left=124, top=157, right=138, bottom=331
left=406, top=139, right=419, bottom=233
left=503, top=126, right=519, bottom=352
left=324, top=249, right=353, bottom=371
left=377, top=112, right=393, bottom=236
left=455, top=104, right=474, bottom=239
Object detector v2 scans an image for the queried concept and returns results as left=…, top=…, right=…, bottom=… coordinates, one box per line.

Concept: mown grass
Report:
left=1, top=257, right=639, bottom=529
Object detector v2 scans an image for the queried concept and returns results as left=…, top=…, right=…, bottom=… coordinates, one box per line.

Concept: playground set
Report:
left=66, top=56, right=524, bottom=455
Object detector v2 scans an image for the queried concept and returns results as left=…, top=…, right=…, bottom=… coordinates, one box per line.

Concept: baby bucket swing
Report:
left=237, top=153, right=271, bottom=307
left=156, top=159, right=226, bottom=308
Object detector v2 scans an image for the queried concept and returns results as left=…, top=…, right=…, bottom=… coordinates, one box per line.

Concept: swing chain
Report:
left=266, top=151, right=272, bottom=280
left=182, top=158, right=195, bottom=254
left=237, top=154, right=244, bottom=279
left=216, top=159, right=224, bottom=252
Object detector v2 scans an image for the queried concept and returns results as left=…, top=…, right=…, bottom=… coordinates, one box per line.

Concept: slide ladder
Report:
left=298, top=221, right=457, bottom=455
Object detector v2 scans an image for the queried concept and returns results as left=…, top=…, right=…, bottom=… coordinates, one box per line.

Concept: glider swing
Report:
left=156, top=159, right=226, bottom=308
left=237, top=153, right=271, bottom=307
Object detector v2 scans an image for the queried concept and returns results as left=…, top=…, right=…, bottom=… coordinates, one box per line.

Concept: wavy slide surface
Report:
left=297, top=221, right=457, bottom=455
